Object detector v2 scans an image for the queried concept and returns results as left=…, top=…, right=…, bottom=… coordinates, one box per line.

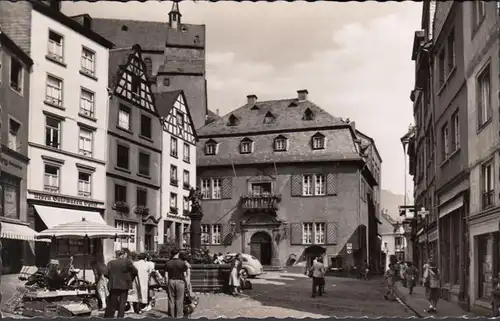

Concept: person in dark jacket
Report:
left=165, top=249, right=187, bottom=318
left=104, top=249, right=138, bottom=318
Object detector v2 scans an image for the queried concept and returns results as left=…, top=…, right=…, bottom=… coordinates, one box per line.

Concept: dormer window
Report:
left=250, top=105, right=259, bottom=110
left=240, top=138, right=253, bottom=154
left=288, top=102, right=298, bottom=107
left=274, top=135, right=288, bottom=151
left=228, top=114, right=239, bottom=126
left=205, top=139, right=218, bottom=155
left=303, top=108, right=314, bottom=121
left=263, top=112, right=276, bottom=124
left=311, top=133, right=326, bottom=150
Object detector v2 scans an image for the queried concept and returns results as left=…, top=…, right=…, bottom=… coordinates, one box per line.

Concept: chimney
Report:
left=50, top=0, right=61, bottom=12
left=247, top=94, right=258, bottom=105
left=82, top=15, right=92, bottom=30
left=350, top=121, right=356, bottom=133
left=297, top=89, right=308, bottom=101
left=216, top=109, right=220, bottom=116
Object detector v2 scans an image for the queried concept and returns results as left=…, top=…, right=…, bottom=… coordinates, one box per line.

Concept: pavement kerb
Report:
left=394, top=287, right=423, bottom=318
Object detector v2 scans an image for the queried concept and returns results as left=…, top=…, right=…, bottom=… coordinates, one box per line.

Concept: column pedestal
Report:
left=190, top=212, right=203, bottom=250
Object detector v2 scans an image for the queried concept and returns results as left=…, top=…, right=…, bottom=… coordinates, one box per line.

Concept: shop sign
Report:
left=0, top=156, right=23, bottom=171
left=28, top=191, right=99, bottom=207
left=166, top=214, right=191, bottom=222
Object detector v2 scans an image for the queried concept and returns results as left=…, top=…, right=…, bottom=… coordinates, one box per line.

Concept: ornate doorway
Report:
left=250, top=231, right=272, bottom=265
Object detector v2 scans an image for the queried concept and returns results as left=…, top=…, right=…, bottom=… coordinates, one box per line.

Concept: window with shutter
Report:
left=291, top=175, right=302, bottom=196
left=326, top=173, right=337, bottom=195
left=290, top=223, right=303, bottom=245
left=326, top=222, right=338, bottom=244
left=221, top=223, right=233, bottom=245
left=221, top=177, right=233, bottom=199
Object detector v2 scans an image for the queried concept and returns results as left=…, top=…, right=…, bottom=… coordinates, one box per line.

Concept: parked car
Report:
left=223, top=253, right=263, bottom=278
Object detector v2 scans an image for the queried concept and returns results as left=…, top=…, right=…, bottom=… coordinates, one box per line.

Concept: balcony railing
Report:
left=240, top=194, right=281, bottom=212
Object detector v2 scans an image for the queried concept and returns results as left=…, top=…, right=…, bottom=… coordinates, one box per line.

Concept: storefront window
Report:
left=0, top=173, right=20, bottom=220
left=115, top=220, right=137, bottom=252
left=477, top=233, right=494, bottom=299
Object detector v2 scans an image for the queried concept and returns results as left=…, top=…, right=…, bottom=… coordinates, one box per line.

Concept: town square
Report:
left=0, top=0, right=498, bottom=318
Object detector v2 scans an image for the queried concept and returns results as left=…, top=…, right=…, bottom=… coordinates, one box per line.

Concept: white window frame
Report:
left=80, top=88, right=95, bottom=118
left=442, top=124, right=449, bottom=158
left=205, top=143, right=216, bottom=155
left=45, top=116, right=61, bottom=149
left=302, top=175, right=313, bottom=196
left=483, top=163, right=493, bottom=194
left=183, top=196, right=190, bottom=212
left=478, top=66, right=491, bottom=127
left=81, top=47, right=95, bottom=76
left=183, top=170, right=190, bottom=185
left=183, top=142, right=190, bottom=162
left=170, top=193, right=177, bottom=209
left=212, top=179, right=222, bottom=199
left=201, top=224, right=210, bottom=245
left=171, top=137, right=178, bottom=157
left=170, top=165, right=178, bottom=182
left=118, top=106, right=130, bottom=130
left=211, top=224, right=221, bottom=244
left=46, top=75, right=63, bottom=106
left=312, top=136, right=325, bottom=149
left=8, top=118, right=20, bottom=151
left=315, top=174, right=325, bottom=195
left=47, top=30, right=64, bottom=61
left=79, top=127, right=93, bottom=157
left=44, top=164, right=60, bottom=193
left=452, top=112, right=460, bottom=150
left=201, top=179, right=211, bottom=199
left=240, top=141, right=252, bottom=153
left=115, top=220, right=137, bottom=251
left=302, top=223, right=313, bottom=244
left=314, top=222, right=326, bottom=244
left=9, top=56, right=23, bottom=94
left=77, top=171, right=92, bottom=197
left=274, top=138, right=287, bottom=151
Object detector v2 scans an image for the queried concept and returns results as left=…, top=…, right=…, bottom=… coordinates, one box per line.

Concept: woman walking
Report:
left=91, top=259, right=109, bottom=311
left=403, top=262, right=418, bottom=294
left=423, top=259, right=440, bottom=313
left=126, top=252, right=141, bottom=313
left=134, top=253, right=154, bottom=313
left=229, top=253, right=242, bottom=296
left=384, top=263, right=397, bottom=301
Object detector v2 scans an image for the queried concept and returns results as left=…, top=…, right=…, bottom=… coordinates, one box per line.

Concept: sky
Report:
left=63, top=0, right=421, bottom=196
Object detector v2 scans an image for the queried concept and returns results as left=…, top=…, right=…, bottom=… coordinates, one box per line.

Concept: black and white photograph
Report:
left=0, top=0, right=498, bottom=318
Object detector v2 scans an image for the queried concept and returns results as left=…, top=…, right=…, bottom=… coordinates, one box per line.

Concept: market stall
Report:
left=4, top=217, right=127, bottom=317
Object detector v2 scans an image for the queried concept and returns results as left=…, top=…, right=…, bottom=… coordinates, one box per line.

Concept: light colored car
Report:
left=223, top=253, right=263, bottom=278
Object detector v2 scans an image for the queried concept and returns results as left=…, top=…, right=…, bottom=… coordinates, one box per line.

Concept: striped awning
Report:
left=1, top=222, right=51, bottom=242
left=36, top=217, right=129, bottom=239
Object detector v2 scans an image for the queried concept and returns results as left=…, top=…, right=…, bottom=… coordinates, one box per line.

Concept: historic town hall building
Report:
left=196, top=90, right=382, bottom=269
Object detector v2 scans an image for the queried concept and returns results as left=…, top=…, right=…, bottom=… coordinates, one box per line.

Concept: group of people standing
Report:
left=91, top=248, right=195, bottom=319
left=384, top=257, right=441, bottom=313
left=307, top=256, right=327, bottom=298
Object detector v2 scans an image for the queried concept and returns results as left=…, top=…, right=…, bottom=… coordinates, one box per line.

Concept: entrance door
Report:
left=250, top=231, right=272, bottom=265
left=144, top=225, right=154, bottom=252
left=251, top=182, right=272, bottom=195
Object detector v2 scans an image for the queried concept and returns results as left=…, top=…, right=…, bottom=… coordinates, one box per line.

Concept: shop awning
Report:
left=1, top=222, right=51, bottom=242
left=34, top=205, right=106, bottom=229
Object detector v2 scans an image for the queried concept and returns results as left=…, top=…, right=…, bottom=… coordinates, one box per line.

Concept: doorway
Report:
left=251, top=182, right=272, bottom=195
left=250, top=231, right=272, bottom=265
left=144, top=225, right=154, bottom=252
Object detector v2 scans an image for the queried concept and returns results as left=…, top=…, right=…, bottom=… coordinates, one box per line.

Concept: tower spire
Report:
left=168, top=0, right=182, bottom=29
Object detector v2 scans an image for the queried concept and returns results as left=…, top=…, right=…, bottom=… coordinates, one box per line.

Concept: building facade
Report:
left=379, top=211, right=406, bottom=270
left=0, top=31, right=38, bottom=273
left=196, top=90, right=380, bottom=269
left=0, top=1, right=114, bottom=266
left=155, top=90, right=197, bottom=249
left=90, top=2, right=209, bottom=130
left=463, top=1, right=500, bottom=311
left=105, top=45, right=162, bottom=261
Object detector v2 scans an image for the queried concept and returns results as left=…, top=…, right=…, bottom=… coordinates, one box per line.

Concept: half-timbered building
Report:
left=196, top=90, right=381, bottom=270
left=105, top=44, right=162, bottom=260
left=155, top=90, right=197, bottom=248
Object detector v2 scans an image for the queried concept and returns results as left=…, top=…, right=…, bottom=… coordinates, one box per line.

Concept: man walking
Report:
left=104, top=250, right=138, bottom=318
left=165, top=249, right=188, bottom=318
left=309, top=256, right=326, bottom=298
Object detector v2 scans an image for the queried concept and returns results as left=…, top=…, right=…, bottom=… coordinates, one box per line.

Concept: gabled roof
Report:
left=198, top=98, right=345, bottom=137
left=29, top=0, right=114, bottom=49
left=91, top=18, right=205, bottom=50
left=155, top=90, right=184, bottom=118
left=356, top=130, right=382, bottom=164
left=0, top=32, right=33, bottom=67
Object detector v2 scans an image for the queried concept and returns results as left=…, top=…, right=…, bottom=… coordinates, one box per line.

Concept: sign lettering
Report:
left=0, top=157, right=23, bottom=170
left=166, top=214, right=190, bottom=222
left=29, top=192, right=98, bottom=207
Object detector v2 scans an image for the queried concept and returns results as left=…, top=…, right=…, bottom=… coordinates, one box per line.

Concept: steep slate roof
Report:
left=91, top=18, right=205, bottom=50
left=198, top=98, right=345, bottom=137
left=155, top=90, right=184, bottom=117
left=108, top=48, right=133, bottom=87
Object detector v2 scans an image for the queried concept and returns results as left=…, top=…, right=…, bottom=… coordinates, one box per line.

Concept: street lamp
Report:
left=401, top=133, right=411, bottom=210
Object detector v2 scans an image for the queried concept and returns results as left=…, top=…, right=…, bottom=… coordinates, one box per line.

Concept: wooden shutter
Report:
left=326, top=222, right=338, bottom=245
left=326, top=173, right=337, bottom=195
left=290, top=222, right=303, bottom=245
left=291, top=175, right=302, bottom=196
left=221, top=177, right=232, bottom=199
left=220, top=223, right=232, bottom=245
